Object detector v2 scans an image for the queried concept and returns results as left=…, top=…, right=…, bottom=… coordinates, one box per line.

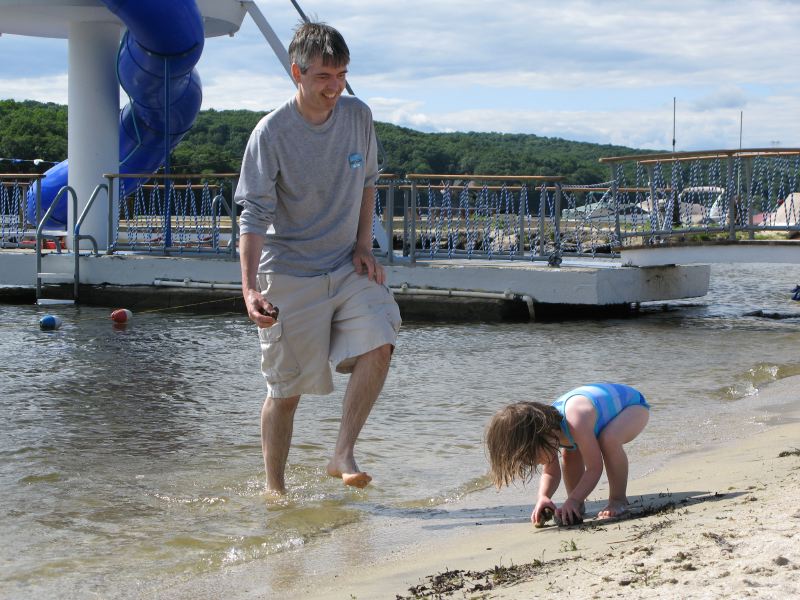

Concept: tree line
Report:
left=1, top=99, right=647, bottom=182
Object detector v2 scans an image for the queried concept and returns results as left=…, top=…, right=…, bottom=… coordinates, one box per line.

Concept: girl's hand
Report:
left=531, top=498, right=557, bottom=526
left=556, top=497, right=585, bottom=525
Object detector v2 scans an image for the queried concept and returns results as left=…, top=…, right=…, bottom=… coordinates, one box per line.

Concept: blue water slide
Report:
left=27, top=0, right=204, bottom=227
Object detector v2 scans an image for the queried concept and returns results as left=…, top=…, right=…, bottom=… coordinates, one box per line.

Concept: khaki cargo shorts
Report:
left=256, top=262, right=401, bottom=398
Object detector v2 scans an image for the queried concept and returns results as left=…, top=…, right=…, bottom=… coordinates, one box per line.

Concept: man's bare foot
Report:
left=598, top=498, right=629, bottom=519
left=326, top=460, right=372, bottom=489
left=262, top=488, right=295, bottom=506
left=341, top=471, right=372, bottom=488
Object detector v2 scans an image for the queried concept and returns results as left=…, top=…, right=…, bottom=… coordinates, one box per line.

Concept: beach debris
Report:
left=110, top=308, right=133, bottom=324
left=38, top=314, right=62, bottom=330
left=743, top=309, right=800, bottom=320
left=702, top=532, right=735, bottom=553
left=398, top=559, right=568, bottom=599
left=534, top=506, right=554, bottom=528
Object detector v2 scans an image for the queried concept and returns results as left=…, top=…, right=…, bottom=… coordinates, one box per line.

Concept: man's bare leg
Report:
left=597, top=405, right=649, bottom=518
left=261, top=395, right=300, bottom=494
left=326, top=344, right=392, bottom=488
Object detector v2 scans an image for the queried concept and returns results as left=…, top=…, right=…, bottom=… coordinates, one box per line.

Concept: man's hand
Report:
left=353, top=245, right=385, bottom=285
left=244, top=287, right=279, bottom=328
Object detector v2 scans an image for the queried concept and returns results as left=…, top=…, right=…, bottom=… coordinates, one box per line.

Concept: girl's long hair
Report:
left=485, top=401, right=562, bottom=488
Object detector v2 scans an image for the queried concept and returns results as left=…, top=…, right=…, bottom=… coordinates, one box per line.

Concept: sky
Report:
left=2, top=0, right=800, bottom=152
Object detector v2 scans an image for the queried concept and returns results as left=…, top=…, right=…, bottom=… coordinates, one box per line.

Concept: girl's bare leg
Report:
left=597, top=405, right=649, bottom=518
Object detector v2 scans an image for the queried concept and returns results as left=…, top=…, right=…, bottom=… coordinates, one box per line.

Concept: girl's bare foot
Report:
left=598, top=498, right=629, bottom=519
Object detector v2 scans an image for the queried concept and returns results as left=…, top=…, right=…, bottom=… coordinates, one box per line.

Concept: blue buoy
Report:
left=39, top=315, right=63, bottom=330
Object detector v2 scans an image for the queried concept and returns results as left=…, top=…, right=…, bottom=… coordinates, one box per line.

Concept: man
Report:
left=235, top=21, right=401, bottom=494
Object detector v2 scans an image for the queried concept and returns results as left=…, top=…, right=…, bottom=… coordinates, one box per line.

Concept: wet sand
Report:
left=286, top=376, right=800, bottom=599
left=146, top=376, right=800, bottom=600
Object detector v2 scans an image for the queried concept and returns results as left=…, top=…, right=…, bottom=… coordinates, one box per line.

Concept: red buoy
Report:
left=110, top=308, right=133, bottom=323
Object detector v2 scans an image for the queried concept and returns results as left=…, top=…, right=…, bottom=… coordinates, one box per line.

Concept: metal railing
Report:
left=374, top=158, right=799, bottom=263
left=0, top=174, right=51, bottom=249
left=375, top=174, right=567, bottom=264
left=599, top=148, right=800, bottom=247
left=34, top=184, right=102, bottom=300
left=105, top=172, right=239, bottom=258
left=10, top=153, right=799, bottom=271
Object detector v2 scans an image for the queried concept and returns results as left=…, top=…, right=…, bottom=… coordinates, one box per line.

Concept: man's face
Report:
left=294, top=56, right=348, bottom=119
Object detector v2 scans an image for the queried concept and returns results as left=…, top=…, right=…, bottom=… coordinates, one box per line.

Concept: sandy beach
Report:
left=287, top=376, right=800, bottom=600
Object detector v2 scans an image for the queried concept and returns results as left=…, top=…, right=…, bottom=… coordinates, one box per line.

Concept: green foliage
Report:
left=172, top=108, right=266, bottom=174
left=374, top=124, right=644, bottom=182
left=1, top=100, right=648, bottom=183
left=0, top=100, right=67, bottom=173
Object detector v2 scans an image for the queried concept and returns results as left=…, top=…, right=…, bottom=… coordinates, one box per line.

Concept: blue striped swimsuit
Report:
left=552, top=383, right=649, bottom=450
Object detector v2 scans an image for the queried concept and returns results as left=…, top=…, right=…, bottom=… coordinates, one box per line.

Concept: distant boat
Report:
left=638, top=186, right=725, bottom=228
left=561, top=192, right=650, bottom=225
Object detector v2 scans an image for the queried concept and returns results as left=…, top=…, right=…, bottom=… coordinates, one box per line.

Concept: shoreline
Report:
left=141, top=376, right=800, bottom=600
left=269, top=376, right=800, bottom=599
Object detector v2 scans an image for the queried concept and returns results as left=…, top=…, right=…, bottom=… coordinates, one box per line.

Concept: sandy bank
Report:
left=300, top=376, right=800, bottom=599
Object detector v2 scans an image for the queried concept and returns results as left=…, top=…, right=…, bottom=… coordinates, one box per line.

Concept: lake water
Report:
left=2, top=263, right=800, bottom=599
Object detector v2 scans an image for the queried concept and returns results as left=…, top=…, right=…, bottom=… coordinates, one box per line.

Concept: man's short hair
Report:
left=288, top=22, right=350, bottom=73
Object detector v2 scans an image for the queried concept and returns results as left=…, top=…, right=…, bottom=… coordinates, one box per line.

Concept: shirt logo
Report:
left=348, top=153, right=363, bottom=169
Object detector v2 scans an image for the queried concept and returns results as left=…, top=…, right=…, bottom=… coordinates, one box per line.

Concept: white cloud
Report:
left=367, top=97, right=436, bottom=130
left=199, top=70, right=294, bottom=112
left=692, top=86, right=748, bottom=112
left=0, top=74, right=67, bottom=104
left=2, top=0, right=800, bottom=149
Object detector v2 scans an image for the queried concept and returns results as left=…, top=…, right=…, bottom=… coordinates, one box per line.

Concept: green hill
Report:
left=0, top=99, right=646, bottom=182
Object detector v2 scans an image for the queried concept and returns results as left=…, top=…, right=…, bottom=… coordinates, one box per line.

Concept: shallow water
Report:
left=2, top=263, right=800, bottom=598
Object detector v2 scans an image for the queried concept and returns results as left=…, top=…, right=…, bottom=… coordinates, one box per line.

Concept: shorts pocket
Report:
left=257, top=321, right=301, bottom=383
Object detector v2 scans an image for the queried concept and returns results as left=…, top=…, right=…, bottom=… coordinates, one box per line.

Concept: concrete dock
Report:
left=0, top=249, right=710, bottom=321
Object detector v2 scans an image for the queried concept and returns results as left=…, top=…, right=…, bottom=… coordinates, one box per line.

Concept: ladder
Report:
left=35, top=185, right=103, bottom=305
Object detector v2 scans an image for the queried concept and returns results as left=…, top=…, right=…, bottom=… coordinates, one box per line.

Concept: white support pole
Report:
left=242, top=1, right=294, bottom=82
left=67, top=20, right=120, bottom=250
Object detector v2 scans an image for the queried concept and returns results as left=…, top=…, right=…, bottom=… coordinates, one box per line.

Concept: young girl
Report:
left=485, top=382, right=650, bottom=526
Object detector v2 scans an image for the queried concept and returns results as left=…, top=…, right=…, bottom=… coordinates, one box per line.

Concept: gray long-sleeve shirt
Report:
left=234, top=95, right=378, bottom=276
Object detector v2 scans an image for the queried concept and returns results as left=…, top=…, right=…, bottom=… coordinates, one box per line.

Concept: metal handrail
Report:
left=35, top=185, right=75, bottom=300
left=210, top=190, right=239, bottom=259
left=73, top=184, right=106, bottom=297
left=599, top=147, right=800, bottom=164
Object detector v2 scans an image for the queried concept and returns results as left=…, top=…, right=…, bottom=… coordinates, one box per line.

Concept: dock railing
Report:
left=15, top=155, right=796, bottom=266
left=0, top=174, right=58, bottom=249
left=105, top=172, right=240, bottom=258
left=379, top=174, right=567, bottom=264
left=599, top=148, right=800, bottom=247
